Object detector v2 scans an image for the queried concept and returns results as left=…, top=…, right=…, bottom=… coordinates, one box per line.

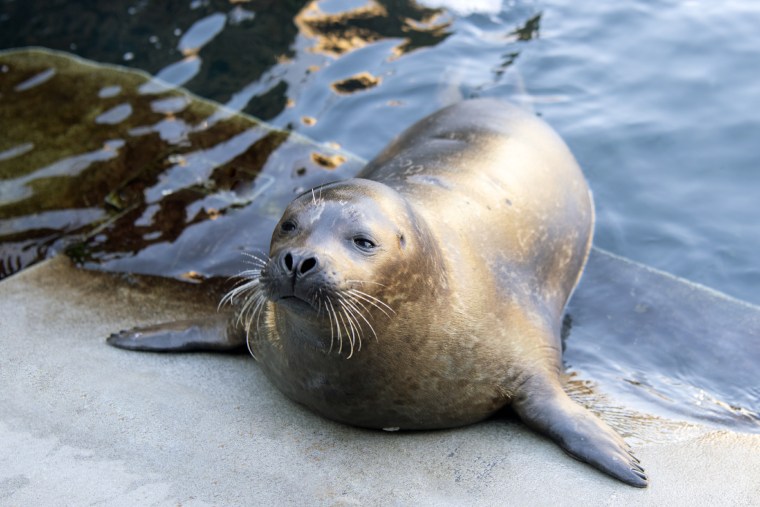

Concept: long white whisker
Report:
left=342, top=294, right=378, bottom=343
left=220, top=276, right=261, bottom=309
left=348, top=289, right=395, bottom=318
left=231, top=271, right=261, bottom=287
left=235, top=295, right=255, bottom=326
left=346, top=279, right=387, bottom=288
left=245, top=329, right=256, bottom=360
left=340, top=301, right=361, bottom=356
left=237, top=287, right=262, bottom=327
left=342, top=305, right=357, bottom=358
left=348, top=288, right=394, bottom=311
left=221, top=250, right=393, bottom=361
left=336, top=307, right=353, bottom=358
left=241, top=251, right=269, bottom=264
left=346, top=292, right=373, bottom=318
left=242, top=259, right=267, bottom=270
left=315, top=288, right=323, bottom=316
left=218, top=251, right=273, bottom=362
left=253, top=295, right=267, bottom=337
left=327, top=298, right=343, bottom=354
left=325, top=297, right=336, bottom=353
left=346, top=298, right=366, bottom=352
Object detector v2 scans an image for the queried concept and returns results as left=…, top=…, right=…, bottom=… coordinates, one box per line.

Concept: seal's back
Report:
left=360, top=99, right=594, bottom=317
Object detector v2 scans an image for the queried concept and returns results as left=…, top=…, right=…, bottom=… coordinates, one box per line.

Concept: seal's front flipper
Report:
left=107, top=313, right=247, bottom=353
left=512, top=375, right=648, bottom=488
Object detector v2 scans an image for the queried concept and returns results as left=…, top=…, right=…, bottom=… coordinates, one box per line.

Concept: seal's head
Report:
left=232, top=178, right=441, bottom=357
left=265, top=179, right=410, bottom=309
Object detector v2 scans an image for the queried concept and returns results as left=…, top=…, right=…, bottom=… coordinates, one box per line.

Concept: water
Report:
left=6, top=0, right=755, bottom=303
left=1, top=0, right=758, bottom=431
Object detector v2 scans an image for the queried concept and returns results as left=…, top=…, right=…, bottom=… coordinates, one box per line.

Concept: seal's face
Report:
left=255, top=179, right=416, bottom=356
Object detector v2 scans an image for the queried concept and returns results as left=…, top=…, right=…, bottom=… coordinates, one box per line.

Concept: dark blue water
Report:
left=2, top=0, right=758, bottom=304
left=277, top=0, right=760, bottom=306
left=1, top=0, right=758, bottom=431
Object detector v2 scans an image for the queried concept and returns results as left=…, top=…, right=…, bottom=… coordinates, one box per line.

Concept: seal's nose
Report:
left=282, top=251, right=318, bottom=276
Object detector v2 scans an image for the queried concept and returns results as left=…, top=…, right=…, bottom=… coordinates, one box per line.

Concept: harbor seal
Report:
left=108, top=99, right=647, bottom=487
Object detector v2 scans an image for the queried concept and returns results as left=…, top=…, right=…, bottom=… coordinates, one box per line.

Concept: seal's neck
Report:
left=271, top=305, right=331, bottom=351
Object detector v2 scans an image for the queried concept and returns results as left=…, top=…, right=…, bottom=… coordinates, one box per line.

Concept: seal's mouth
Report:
left=276, top=294, right=317, bottom=311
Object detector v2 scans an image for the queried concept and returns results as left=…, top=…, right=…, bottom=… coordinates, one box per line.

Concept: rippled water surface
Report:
left=1, top=0, right=758, bottom=431
left=3, top=0, right=758, bottom=302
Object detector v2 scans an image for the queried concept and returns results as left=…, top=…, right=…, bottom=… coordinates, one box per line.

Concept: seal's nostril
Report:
left=284, top=253, right=294, bottom=271
left=299, top=257, right=317, bottom=274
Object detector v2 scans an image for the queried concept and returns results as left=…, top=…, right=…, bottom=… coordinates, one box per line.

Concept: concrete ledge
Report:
left=2, top=256, right=760, bottom=505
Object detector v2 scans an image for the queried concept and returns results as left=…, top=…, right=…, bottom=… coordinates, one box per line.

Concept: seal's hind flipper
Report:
left=512, top=375, right=648, bottom=487
left=107, top=314, right=247, bottom=353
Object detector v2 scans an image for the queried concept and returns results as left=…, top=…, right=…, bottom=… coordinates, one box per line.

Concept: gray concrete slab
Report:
left=2, top=256, right=760, bottom=506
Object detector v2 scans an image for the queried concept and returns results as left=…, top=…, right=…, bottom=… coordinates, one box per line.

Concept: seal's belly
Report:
left=255, top=339, right=510, bottom=430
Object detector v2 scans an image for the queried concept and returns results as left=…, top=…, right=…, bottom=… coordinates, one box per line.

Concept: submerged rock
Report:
left=0, top=48, right=363, bottom=280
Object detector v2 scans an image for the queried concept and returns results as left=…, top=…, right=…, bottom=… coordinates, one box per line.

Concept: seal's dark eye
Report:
left=281, top=220, right=296, bottom=232
left=353, top=237, right=377, bottom=251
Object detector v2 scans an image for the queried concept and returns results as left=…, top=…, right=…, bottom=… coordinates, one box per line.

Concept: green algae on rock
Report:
left=0, top=48, right=363, bottom=280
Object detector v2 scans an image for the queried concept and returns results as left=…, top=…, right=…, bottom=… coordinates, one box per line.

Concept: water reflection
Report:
left=567, top=249, right=760, bottom=433
left=1, top=140, right=125, bottom=204
left=0, top=0, right=308, bottom=118
left=331, top=71, right=382, bottom=94
left=295, top=0, right=451, bottom=57
left=13, top=67, right=57, bottom=91
left=1, top=0, right=538, bottom=160
left=0, top=48, right=362, bottom=279
left=1, top=0, right=540, bottom=279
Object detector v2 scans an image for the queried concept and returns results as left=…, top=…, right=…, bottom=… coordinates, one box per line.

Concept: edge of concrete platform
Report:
left=1, top=258, right=759, bottom=506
